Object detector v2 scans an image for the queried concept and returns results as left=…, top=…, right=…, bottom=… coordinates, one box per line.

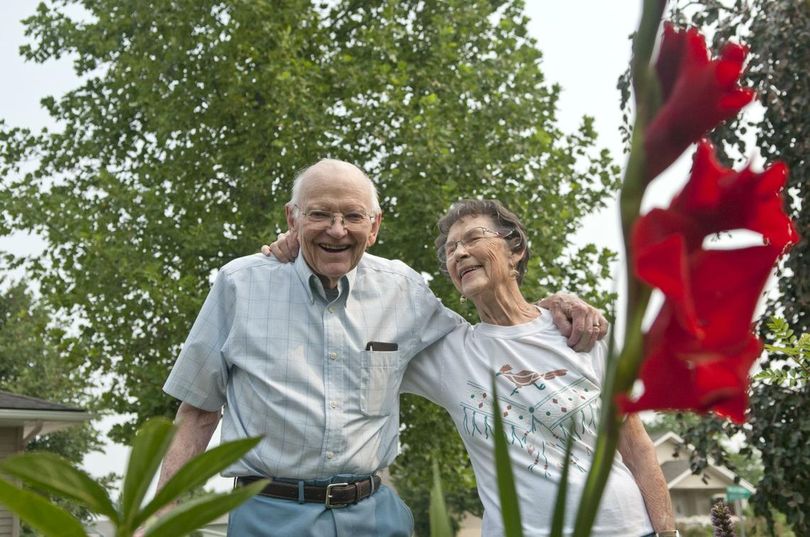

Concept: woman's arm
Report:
left=618, top=414, right=676, bottom=533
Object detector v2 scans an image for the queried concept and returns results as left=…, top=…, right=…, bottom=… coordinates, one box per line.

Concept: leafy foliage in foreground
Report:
left=0, top=418, right=266, bottom=537
left=429, top=460, right=454, bottom=537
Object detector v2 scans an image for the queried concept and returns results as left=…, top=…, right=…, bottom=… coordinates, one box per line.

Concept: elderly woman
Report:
left=401, top=199, right=675, bottom=537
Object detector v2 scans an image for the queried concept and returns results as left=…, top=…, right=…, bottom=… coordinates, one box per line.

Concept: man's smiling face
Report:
left=287, top=161, right=381, bottom=289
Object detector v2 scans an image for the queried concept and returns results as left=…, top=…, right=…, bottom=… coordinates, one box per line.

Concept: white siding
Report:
left=655, top=438, right=681, bottom=463
left=674, top=467, right=728, bottom=489
left=0, top=426, right=22, bottom=537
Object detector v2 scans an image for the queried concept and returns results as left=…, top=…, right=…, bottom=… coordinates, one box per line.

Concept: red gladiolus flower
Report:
left=644, top=23, right=755, bottom=183
left=620, top=140, right=799, bottom=422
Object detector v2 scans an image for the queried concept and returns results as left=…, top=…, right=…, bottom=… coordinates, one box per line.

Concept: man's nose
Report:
left=326, top=215, right=348, bottom=235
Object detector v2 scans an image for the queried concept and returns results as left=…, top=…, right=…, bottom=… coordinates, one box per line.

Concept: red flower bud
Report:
left=644, top=23, right=755, bottom=183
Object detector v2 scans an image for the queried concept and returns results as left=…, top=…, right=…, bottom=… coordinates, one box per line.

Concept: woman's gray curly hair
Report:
left=435, top=199, right=530, bottom=285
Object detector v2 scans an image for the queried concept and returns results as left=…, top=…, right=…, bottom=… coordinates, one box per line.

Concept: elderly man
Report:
left=158, top=159, right=606, bottom=537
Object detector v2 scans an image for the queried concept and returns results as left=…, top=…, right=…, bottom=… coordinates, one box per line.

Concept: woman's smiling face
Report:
left=445, top=214, right=520, bottom=300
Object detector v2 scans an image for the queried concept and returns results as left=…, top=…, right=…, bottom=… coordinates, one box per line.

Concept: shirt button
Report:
left=326, top=451, right=334, bottom=459
left=330, top=401, right=337, bottom=409
left=328, top=352, right=337, bottom=360
left=328, top=307, right=335, bottom=313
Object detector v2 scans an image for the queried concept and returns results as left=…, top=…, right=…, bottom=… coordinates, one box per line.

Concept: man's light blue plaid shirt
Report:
left=164, top=252, right=462, bottom=480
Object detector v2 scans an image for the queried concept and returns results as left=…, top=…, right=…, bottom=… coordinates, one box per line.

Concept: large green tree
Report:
left=618, top=1, right=809, bottom=534
left=0, top=1, right=619, bottom=532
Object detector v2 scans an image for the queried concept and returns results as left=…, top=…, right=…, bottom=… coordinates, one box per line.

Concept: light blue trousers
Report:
left=227, top=484, right=413, bottom=537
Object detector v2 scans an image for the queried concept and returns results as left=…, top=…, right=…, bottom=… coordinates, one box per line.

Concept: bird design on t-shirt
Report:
left=496, top=364, right=567, bottom=395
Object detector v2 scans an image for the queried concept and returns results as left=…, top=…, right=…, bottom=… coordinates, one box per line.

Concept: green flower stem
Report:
left=572, top=286, right=651, bottom=537
left=619, top=0, right=667, bottom=388
left=623, top=0, right=665, bottom=314
left=571, top=2, right=666, bottom=535
left=621, top=123, right=648, bottom=313
left=630, top=0, right=667, bottom=115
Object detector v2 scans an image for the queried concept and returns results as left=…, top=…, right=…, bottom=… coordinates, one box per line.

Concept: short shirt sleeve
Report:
left=590, top=338, right=610, bottom=388
left=409, top=281, right=464, bottom=353
left=163, top=269, right=235, bottom=411
left=400, top=336, right=448, bottom=403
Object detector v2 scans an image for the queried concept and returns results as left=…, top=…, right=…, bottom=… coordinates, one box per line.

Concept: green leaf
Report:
left=491, top=378, right=524, bottom=537
left=135, top=436, right=262, bottom=528
left=0, top=451, right=118, bottom=522
left=0, top=477, right=88, bottom=537
left=549, top=424, right=576, bottom=537
left=429, top=458, right=454, bottom=537
left=121, top=418, right=176, bottom=526
left=144, top=480, right=268, bottom=537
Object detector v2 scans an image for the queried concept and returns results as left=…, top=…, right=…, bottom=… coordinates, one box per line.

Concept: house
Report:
left=653, top=430, right=756, bottom=526
left=0, top=390, right=92, bottom=537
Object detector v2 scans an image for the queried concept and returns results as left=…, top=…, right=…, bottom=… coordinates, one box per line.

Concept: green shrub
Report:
left=0, top=418, right=267, bottom=537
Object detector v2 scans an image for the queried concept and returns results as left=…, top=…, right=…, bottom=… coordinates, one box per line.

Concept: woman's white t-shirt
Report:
left=401, top=308, right=654, bottom=537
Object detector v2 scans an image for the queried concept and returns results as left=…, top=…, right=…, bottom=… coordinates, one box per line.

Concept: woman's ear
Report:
left=509, top=247, right=525, bottom=269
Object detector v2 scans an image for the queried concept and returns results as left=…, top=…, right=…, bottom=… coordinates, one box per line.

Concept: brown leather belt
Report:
left=236, top=474, right=381, bottom=508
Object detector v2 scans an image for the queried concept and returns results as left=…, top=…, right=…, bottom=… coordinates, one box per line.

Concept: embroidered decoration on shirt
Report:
left=496, top=364, right=568, bottom=395
left=460, top=367, right=599, bottom=478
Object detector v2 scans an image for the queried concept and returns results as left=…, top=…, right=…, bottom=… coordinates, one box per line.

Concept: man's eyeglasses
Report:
left=295, top=205, right=375, bottom=229
left=442, top=226, right=512, bottom=259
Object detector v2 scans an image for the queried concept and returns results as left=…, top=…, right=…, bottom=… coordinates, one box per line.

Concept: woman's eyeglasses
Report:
left=443, top=226, right=511, bottom=259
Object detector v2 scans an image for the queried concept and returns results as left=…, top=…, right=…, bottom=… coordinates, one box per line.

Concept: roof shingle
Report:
left=0, top=390, right=85, bottom=412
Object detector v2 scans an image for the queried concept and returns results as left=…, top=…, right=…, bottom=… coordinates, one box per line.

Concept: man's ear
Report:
left=285, top=204, right=297, bottom=231
left=366, top=212, right=383, bottom=247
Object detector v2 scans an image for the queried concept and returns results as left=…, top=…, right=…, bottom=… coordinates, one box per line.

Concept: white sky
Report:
left=0, top=1, right=710, bottom=497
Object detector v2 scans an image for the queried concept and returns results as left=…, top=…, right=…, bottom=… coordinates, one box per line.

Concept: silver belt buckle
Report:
left=324, top=482, right=349, bottom=509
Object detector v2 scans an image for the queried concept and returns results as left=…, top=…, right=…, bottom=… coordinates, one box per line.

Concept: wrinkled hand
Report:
left=261, top=230, right=300, bottom=262
left=538, top=292, right=608, bottom=352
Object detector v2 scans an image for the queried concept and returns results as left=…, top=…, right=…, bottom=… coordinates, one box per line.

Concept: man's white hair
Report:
left=288, top=159, right=381, bottom=217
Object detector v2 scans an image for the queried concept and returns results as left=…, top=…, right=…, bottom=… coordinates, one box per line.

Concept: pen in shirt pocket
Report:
left=365, top=341, right=398, bottom=351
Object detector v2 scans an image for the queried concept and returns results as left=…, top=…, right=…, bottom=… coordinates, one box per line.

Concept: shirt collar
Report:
left=293, top=253, right=359, bottom=304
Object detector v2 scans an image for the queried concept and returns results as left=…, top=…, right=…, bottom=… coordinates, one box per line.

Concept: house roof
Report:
left=652, top=430, right=684, bottom=447
left=653, top=429, right=756, bottom=493
left=0, top=390, right=92, bottom=440
left=661, top=460, right=692, bottom=483
left=0, top=391, right=85, bottom=412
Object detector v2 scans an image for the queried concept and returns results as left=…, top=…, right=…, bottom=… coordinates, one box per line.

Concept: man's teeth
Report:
left=320, top=244, right=350, bottom=252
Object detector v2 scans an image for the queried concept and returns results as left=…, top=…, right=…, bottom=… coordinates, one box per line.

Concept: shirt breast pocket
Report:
left=360, top=350, right=402, bottom=417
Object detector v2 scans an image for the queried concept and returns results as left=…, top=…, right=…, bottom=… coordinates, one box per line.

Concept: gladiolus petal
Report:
left=644, top=25, right=754, bottom=182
